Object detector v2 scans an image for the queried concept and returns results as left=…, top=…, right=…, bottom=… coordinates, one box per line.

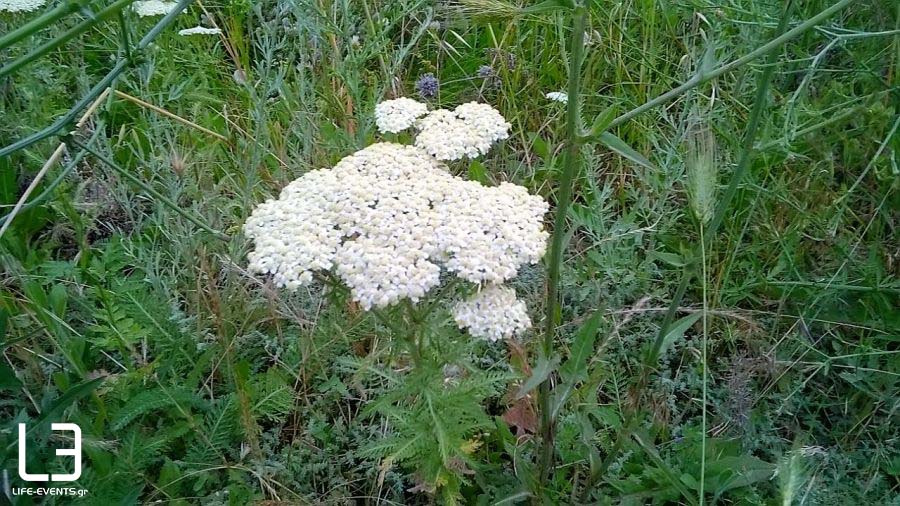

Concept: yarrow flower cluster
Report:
left=178, top=26, right=222, bottom=36
left=245, top=98, right=546, bottom=340
left=414, top=102, right=511, bottom=161
left=374, top=98, right=428, bottom=133
left=0, top=0, right=46, bottom=12
left=452, top=285, right=531, bottom=341
left=546, top=91, right=568, bottom=104
left=245, top=142, right=547, bottom=309
left=131, top=0, right=179, bottom=17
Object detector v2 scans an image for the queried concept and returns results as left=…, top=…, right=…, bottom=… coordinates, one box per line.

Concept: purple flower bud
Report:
left=415, top=73, right=439, bottom=99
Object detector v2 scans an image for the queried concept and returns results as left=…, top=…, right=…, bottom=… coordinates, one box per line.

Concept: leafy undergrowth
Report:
left=1, top=0, right=898, bottom=504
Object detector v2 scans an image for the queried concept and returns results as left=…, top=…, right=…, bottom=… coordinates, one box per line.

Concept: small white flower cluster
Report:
left=0, top=0, right=46, bottom=12
left=131, top=0, right=178, bottom=17
left=178, top=26, right=222, bottom=36
left=414, top=102, right=511, bottom=161
left=452, top=284, right=531, bottom=341
left=546, top=91, right=568, bottom=104
left=374, top=98, right=428, bottom=134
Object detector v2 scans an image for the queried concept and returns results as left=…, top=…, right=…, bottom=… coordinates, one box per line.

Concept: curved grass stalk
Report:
left=596, top=0, right=853, bottom=135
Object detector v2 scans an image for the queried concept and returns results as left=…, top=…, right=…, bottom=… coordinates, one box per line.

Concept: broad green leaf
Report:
left=585, top=106, right=618, bottom=139
left=516, top=354, right=560, bottom=399
left=49, top=283, right=67, bottom=317
left=530, top=133, right=550, bottom=160
left=560, top=311, right=603, bottom=383
left=658, top=312, right=702, bottom=357
left=0, top=362, right=22, bottom=390
left=700, top=43, right=717, bottom=75
left=589, top=406, right=622, bottom=429
left=651, top=251, right=688, bottom=268
left=598, top=132, right=656, bottom=170
left=468, top=159, right=488, bottom=185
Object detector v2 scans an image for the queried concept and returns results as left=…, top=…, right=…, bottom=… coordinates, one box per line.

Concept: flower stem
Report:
left=538, top=0, right=587, bottom=490
left=0, top=0, right=194, bottom=158
left=403, top=301, right=423, bottom=367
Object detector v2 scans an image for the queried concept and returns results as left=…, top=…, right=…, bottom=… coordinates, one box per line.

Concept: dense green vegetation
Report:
left=1, top=0, right=897, bottom=504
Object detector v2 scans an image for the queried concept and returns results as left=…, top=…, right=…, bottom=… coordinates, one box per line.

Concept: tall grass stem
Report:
left=538, top=0, right=587, bottom=491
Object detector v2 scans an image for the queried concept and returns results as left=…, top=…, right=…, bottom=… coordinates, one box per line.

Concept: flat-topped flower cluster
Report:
left=132, top=0, right=179, bottom=17
left=0, top=0, right=45, bottom=12
left=245, top=98, right=547, bottom=340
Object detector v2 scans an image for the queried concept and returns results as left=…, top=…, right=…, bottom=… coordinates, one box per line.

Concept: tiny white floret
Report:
left=178, top=26, right=222, bottom=36
left=131, top=0, right=179, bottom=17
left=545, top=91, right=568, bottom=104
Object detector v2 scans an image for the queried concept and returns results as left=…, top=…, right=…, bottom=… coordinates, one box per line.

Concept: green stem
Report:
left=538, top=1, right=587, bottom=490
left=403, top=301, right=423, bottom=367
left=69, top=137, right=228, bottom=241
left=699, top=223, right=708, bottom=505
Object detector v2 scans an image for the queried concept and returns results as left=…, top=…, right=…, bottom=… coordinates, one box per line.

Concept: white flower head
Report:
left=0, top=0, right=46, bottom=12
left=178, top=26, right=222, bottom=36
left=546, top=91, right=568, bottom=104
left=374, top=98, right=428, bottom=134
left=244, top=142, right=548, bottom=311
left=131, top=0, right=179, bottom=17
left=452, top=284, right=531, bottom=341
left=414, top=102, right=510, bottom=161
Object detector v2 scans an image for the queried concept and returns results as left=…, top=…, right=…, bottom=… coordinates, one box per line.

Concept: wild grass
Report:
left=1, top=0, right=898, bottom=504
